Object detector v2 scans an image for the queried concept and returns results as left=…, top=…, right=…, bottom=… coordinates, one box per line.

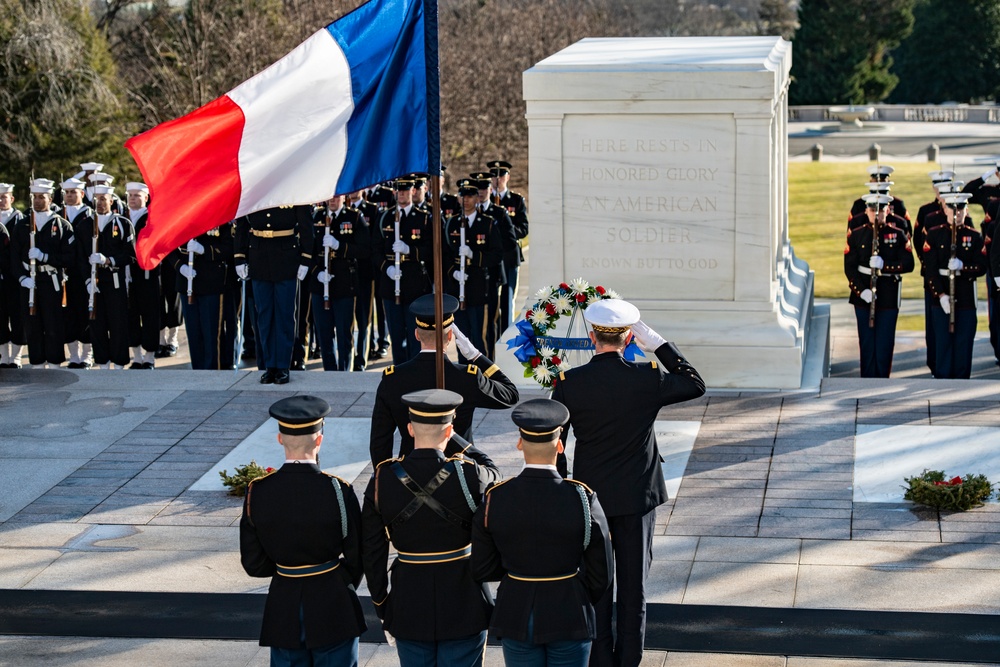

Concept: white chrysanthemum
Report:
left=586, top=294, right=601, bottom=306
left=529, top=309, right=549, bottom=327
left=533, top=364, right=553, bottom=382
left=535, top=287, right=553, bottom=302
left=551, top=293, right=573, bottom=313
left=569, top=277, right=589, bottom=294
left=539, top=345, right=555, bottom=360
left=557, top=359, right=572, bottom=371
left=605, top=289, right=621, bottom=299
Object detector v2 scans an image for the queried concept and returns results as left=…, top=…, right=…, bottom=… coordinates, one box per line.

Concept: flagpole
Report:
left=423, top=0, right=445, bottom=389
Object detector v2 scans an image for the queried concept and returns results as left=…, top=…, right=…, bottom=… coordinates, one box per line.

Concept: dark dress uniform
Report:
left=498, top=188, right=528, bottom=335
left=10, top=210, right=75, bottom=365
left=962, top=173, right=1000, bottom=210
left=362, top=392, right=501, bottom=665
left=309, top=204, right=370, bottom=371
left=63, top=205, right=95, bottom=360
left=0, top=218, right=11, bottom=361
left=983, top=200, right=1000, bottom=363
left=85, top=213, right=136, bottom=367
left=169, top=229, right=229, bottom=370
left=478, top=201, right=515, bottom=358
left=844, top=219, right=915, bottom=378
left=348, top=196, right=380, bottom=370
left=552, top=333, right=705, bottom=667
left=127, top=208, right=161, bottom=365
left=444, top=210, right=503, bottom=360
left=370, top=351, right=519, bottom=466
left=235, top=205, right=314, bottom=382
left=851, top=194, right=908, bottom=222
left=923, top=216, right=986, bottom=379
left=375, top=203, right=433, bottom=364
left=0, top=209, right=27, bottom=364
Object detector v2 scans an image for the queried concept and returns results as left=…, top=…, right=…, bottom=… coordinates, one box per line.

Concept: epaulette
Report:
left=485, top=478, right=513, bottom=495
left=649, top=360, right=658, bottom=370
left=374, top=457, right=402, bottom=472
left=565, top=478, right=594, bottom=494
left=445, top=455, right=475, bottom=465
left=383, top=365, right=394, bottom=376
left=466, top=364, right=478, bottom=375
left=558, top=371, right=566, bottom=382
left=248, top=468, right=279, bottom=486
left=321, top=471, right=352, bottom=487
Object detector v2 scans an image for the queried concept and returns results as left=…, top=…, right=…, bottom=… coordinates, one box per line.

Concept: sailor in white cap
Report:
left=123, top=182, right=159, bottom=369
left=87, top=185, right=136, bottom=369
left=924, top=192, right=985, bottom=378
left=0, top=183, right=27, bottom=368
left=845, top=194, right=915, bottom=377
left=85, top=172, right=124, bottom=215
left=551, top=299, right=705, bottom=667
left=10, top=179, right=74, bottom=368
left=60, top=177, right=96, bottom=369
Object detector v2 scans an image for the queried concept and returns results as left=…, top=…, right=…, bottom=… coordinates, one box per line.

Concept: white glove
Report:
left=296, top=264, right=309, bottom=281
left=386, top=266, right=401, bottom=281
left=948, top=257, right=964, bottom=272
left=868, top=255, right=884, bottom=270
left=236, top=264, right=249, bottom=281
left=322, top=234, right=339, bottom=249
left=452, top=270, right=465, bottom=283
left=459, top=244, right=473, bottom=259
left=859, top=289, right=873, bottom=304
left=451, top=324, right=480, bottom=361
left=28, top=247, right=46, bottom=262
left=19, top=276, right=35, bottom=290
left=86, top=278, right=99, bottom=295
left=318, top=270, right=332, bottom=284
left=179, top=264, right=196, bottom=280
left=940, top=294, right=952, bottom=315
left=994, top=276, right=1000, bottom=289
left=392, top=240, right=410, bottom=254
left=89, top=252, right=107, bottom=266
left=984, top=169, right=1000, bottom=185
left=630, top=320, right=668, bottom=352
left=186, top=239, right=205, bottom=255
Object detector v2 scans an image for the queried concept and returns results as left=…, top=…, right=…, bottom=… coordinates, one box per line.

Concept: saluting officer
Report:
left=844, top=194, right=915, bottom=378
left=347, top=190, right=380, bottom=370
left=923, top=192, right=985, bottom=379
left=0, top=183, right=26, bottom=368
left=59, top=177, right=95, bottom=368
left=234, top=205, right=314, bottom=384
left=487, top=160, right=529, bottom=335
left=552, top=300, right=705, bottom=667
left=310, top=194, right=370, bottom=371
left=86, top=185, right=136, bottom=369
left=471, top=399, right=612, bottom=666
left=984, top=198, right=1000, bottom=365
left=170, top=225, right=230, bottom=370
left=124, top=182, right=160, bottom=369
left=240, top=396, right=366, bottom=666
left=377, top=178, right=433, bottom=364
left=362, top=389, right=501, bottom=667
left=445, top=182, right=503, bottom=360
left=962, top=160, right=1000, bottom=210
left=11, top=179, right=75, bottom=368
left=369, top=294, right=519, bottom=467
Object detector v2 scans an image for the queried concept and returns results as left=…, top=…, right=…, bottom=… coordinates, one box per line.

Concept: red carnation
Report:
left=545, top=303, right=556, bottom=315
left=575, top=293, right=586, bottom=303
left=559, top=282, right=569, bottom=290
left=265, top=467, right=275, bottom=473
left=531, top=356, right=541, bottom=368
left=551, top=356, right=561, bottom=365
left=595, top=285, right=606, bottom=295
left=526, top=309, right=533, bottom=319
left=949, top=476, right=963, bottom=485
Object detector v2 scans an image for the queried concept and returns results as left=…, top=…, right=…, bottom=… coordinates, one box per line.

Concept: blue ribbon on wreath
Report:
left=507, top=319, right=645, bottom=362
left=506, top=319, right=537, bottom=363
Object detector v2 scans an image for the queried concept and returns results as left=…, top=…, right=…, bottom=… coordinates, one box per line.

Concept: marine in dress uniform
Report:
left=471, top=399, right=612, bottom=667
left=488, top=160, right=529, bottom=336
left=445, top=183, right=503, bottom=360
left=844, top=194, right=915, bottom=378
left=234, top=205, right=314, bottom=384
left=923, top=193, right=986, bottom=379
left=347, top=190, right=380, bottom=370
left=11, top=179, right=75, bottom=367
left=59, top=178, right=95, bottom=369
left=848, top=181, right=912, bottom=238
left=240, top=396, right=367, bottom=667
left=169, top=225, right=230, bottom=370
left=124, top=182, right=160, bottom=369
left=0, top=184, right=26, bottom=367
left=551, top=300, right=705, bottom=667
left=85, top=186, right=136, bottom=369
left=850, top=165, right=908, bottom=221
left=369, top=294, right=519, bottom=467
left=962, top=160, right=1000, bottom=210
left=362, top=389, right=501, bottom=667
left=984, top=199, right=1000, bottom=365
left=471, top=174, right=515, bottom=358
left=310, top=195, right=370, bottom=371
left=376, top=179, right=433, bottom=364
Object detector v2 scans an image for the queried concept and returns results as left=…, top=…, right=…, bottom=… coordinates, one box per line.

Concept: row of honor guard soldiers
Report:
left=845, top=163, right=1000, bottom=379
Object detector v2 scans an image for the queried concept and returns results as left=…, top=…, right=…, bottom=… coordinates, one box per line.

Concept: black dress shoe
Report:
left=273, top=369, right=290, bottom=384
left=142, top=362, right=154, bottom=369
left=66, top=362, right=83, bottom=369
left=353, top=360, right=365, bottom=372
left=290, top=360, right=306, bottom=371
left=128, top=362, right=144, bottom=370
left=260, top=370, right=275, bottom=384
left=376, top=346, right=389, bottom=359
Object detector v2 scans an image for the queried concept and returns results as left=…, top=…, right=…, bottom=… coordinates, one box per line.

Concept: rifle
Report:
left=458, top=216, right=467, bottom=311
left=869, top=203, right=880, bottom=328
left=28, top=177, right=36, bottom=317
left=323, top=210, right=331, bottom=310
left=393, top=203, right=401, bottom=305
left=949, top=206, right=957, bottom=333
left=89, top=212, right=98, bottom=320
left=186, top=241, right=195, bottom=305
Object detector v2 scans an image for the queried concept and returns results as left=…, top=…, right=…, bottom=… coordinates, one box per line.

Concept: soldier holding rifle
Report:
left=844, top=194, right=914, bottom=378
left=923, top=192, right=984, bottom=379
left=10, top=179, right=74, bottom=368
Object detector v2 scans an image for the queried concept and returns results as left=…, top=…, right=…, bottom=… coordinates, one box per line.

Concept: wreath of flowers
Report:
left=507, top=277, right=642, bottom=389
left=903, top=469, right=993, bottom=511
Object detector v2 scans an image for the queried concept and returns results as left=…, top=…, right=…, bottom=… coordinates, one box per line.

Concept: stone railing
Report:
left=789, top=104, right=1000, bottom=123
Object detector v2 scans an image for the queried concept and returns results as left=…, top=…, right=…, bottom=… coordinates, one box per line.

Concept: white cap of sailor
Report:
left=29, top=179, right=55, bottom=194
left=125, top=182, right=149, bottom=195
left=93, top=185, right=115, bottom=196
left=584, top=298, right=640, bottom=334
left=61, top=178, right=86, bottom=191
left=0, top=183, right=13, bottom=194
left=88, top=172, right=114, bottom=184
left=80, top=161, right=104, bottom=172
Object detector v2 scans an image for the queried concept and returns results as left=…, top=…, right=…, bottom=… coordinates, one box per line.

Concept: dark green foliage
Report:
left=903, top=469, right=994, bottom=511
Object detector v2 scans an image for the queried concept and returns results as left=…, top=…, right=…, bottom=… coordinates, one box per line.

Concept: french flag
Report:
left=127, top=0, right=430, bottom=269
